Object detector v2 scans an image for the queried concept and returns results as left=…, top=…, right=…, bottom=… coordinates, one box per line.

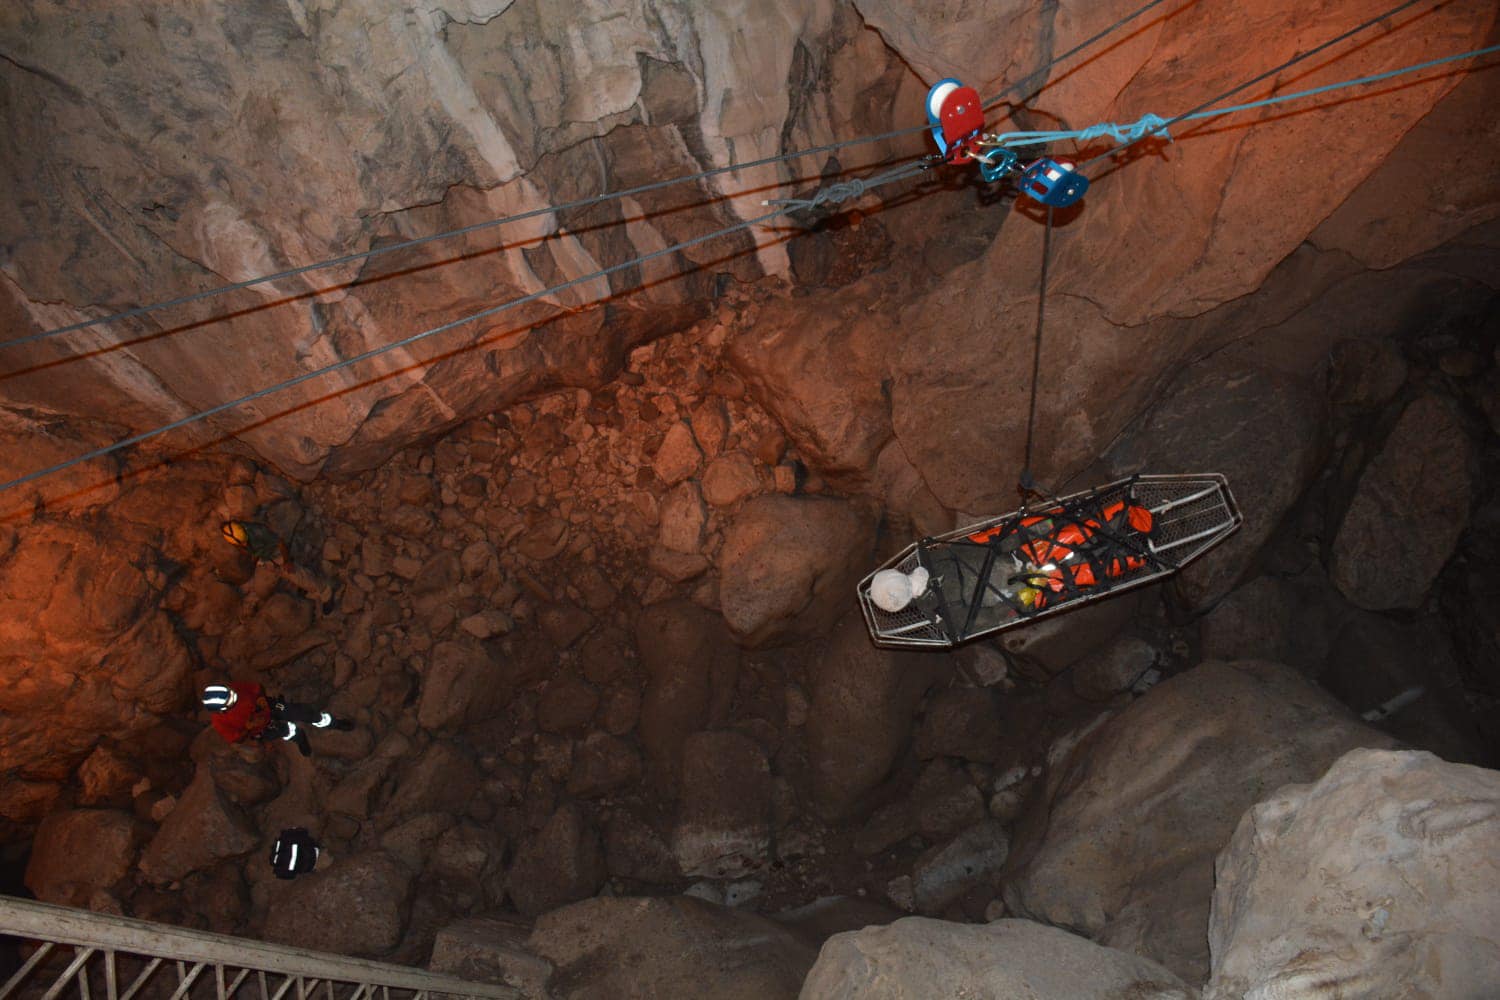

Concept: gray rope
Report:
left=0, top=158, right=935, bottom=495
left=1079, top=0, right=1430, bottom=171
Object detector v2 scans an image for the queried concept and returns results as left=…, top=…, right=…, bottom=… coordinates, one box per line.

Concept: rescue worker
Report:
left=269, top=827, right=328, bottom=880
left=220, top=520, right=334, bottom=611
left=1012, top=500, right=1153, bottom=609
left=202, top=682, right=353, bottom=757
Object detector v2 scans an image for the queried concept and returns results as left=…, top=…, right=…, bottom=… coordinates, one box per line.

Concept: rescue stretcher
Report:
left=858, top=474, right=1242, bottom=649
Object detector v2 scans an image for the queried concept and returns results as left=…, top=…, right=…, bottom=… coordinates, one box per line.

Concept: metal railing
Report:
left=0, top=897, right=518, bottom=1000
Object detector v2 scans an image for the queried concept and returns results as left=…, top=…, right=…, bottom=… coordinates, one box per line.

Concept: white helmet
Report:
left=869, top=567, right=931, bottom=613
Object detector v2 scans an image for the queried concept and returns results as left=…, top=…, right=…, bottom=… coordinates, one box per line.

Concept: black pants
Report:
left=274, top=700, right=335, bottom=727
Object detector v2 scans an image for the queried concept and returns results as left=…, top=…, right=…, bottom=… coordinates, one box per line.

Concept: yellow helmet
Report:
left=220, top=521, right=250, bottom=548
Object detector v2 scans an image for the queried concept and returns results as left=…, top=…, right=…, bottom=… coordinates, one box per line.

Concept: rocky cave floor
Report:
left=9, top=212, right=1500, bottom=996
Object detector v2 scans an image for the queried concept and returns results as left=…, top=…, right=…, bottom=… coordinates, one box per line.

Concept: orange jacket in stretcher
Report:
left=1016, top=501, right=1153, bottom=600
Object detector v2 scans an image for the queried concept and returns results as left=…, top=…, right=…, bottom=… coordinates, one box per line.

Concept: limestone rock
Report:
left=507, top=804, right=606, bottom=919
left=1070, top=636, right=1159, bottom=702
left=1207, top=749, right=1500, bottom=999
left=718, top=496, right=876, bottom=647
left=1331, top=395, right=1472, bottom=610
left=912, top=820, right=1009, bottom=915
left=652, top=422, right=703, bottom=486
left=567, top=733, right=642, bottom=798
left=25, top=809, right=139, bottom=907
left=913, top=688, right=1000, bottom=763
left=806, top=615, right=941, bottom=822
left=672, top=731, right=771, bottom=879
left=701, top=452, right=761, bottom=507
left=529, top=895, right=816, bottom=1000
left=418, top=640, right=506, bottom=730
left=1004, top=660, right=1395, bottom=984
left=139, top=767, right=259, bottom=885
left=1107, top=362, right=1326, bottom=611
left=658, top=481, right=707, bottom=554
left=801, top=917, right=1194, bottom=1000
left=429, top=916, right=554, bottom=1000
left=264, top=852, right=413, bottom=958
left=636, top=600, right=738, bottom=789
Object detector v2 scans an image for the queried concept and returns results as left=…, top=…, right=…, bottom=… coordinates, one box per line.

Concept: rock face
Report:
left=0, top=1, right=920, bottom=480
left=801, top=918, right=1194, bottom=1000
left=506, top=804, right=607, bottom=919
left=718, top=496, right=877, bottom=646
left=636, top=600, right=739, bottom=789
left=1207, top=749, right=1500, bottom=999
left=529, top=895, right=817, bottom=1000
left=1004, top=660, right=1396, bottom=984
left=672, top=731, right=772, bottom=878
left=1330, top=395, right=1472, bottom=610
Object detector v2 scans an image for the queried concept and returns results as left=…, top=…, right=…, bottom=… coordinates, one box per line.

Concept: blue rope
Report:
left=990, top=42, right=1500, bottom=154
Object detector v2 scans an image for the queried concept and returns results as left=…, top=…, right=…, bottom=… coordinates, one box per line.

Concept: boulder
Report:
left=506, top=804, right=606, bottom=919
left=605, top=810, right=682, bottom=885
left=999, top=590, right=1142, bottom=677
left=264, top=852, right=413, bottom=958
left=912, top=820, right=1009, bottom=915
left=418, top=640, right=506, bottom=730
left=672, top=731, right=771, bottom=878
left=636, top=600, right=738, bottom=790
left=805, top=615, right=942, bottom=822
left=913, top=688, right=1000, bottom=763
left=651, top=422, right=703, bottom=486
left=1070, top=636, right=1160, bottom=702
left=911, top=760, right=987, bottom=842
left=718, top=496, right=877, bottom=647
left=1207, top=749, right=1500, bottom=999
left=801, top=917, right=1194, bottom=1000
left=1196, top=576, right=1292, bottom=666
left=138, top=766, right=259, bottom=885
left=1004, top=660, right=1395, bottom=984
left=25, top=809, right=138, bottom=907
left=658, top=481, right=707, bottom=554
left=537, top=680, right=600, bottom=735
left=429, top=916, right=553, bottom=999
left=529, top=896, right=816, bottom=1000
left=701, top=452, right=761, bottom=507
left=1330, top=394, right=1472, bottom=610
left=385, top=742, right=480, bottom=817
left=567, top=733, right=642, bottom=798
left=1107, top=363, right=1326, bottom=611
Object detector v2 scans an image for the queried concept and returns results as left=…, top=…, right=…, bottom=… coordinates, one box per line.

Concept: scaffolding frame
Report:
left=0, top=898, right=517, bottom=1000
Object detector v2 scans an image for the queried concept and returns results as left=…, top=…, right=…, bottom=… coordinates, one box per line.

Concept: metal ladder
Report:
left=0, top=897, right=519, bottom=1000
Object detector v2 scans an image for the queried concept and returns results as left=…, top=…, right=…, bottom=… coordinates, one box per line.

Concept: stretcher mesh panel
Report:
left=859, top=474, right=1241, bottom=649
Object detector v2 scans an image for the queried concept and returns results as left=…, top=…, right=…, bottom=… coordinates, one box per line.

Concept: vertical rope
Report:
left=1020, top=205, right=1055, bottom=504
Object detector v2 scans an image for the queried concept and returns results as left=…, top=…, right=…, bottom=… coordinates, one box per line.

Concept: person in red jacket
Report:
left=202, top=682, right=352, bottom=756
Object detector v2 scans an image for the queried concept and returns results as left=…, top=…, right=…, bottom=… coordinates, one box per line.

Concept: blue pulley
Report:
left=1018, top=157, right=1089, bottom=208
left=979, top=148, right=1018, bottom=183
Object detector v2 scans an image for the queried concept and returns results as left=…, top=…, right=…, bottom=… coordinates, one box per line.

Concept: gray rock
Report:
left=429, top=916, right=553, bottom=1000
left=1070, top=636, right=1159, bottom=701
left=636, top=600, right=738, bottom=790
left=800, top=917, right=1194, bottom=1000
left=718, top=496, right=877, bottom=647
left=264, top=852, right=413, bottom=958
left=529, top=895, right=816, bottom=1000
left=912, top=820, right=1009, bottom=914
left=507, top=804, right=606, bottom=919
left=1207, top=749, right=1500, bottom=999
left=672, top=731, right=771, bottom=879
left=1331, top=394, right=1471, bottom=610
left=805, top=615, right=942, bottom=822
left=1004, top=660, right=1396, bottom=984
